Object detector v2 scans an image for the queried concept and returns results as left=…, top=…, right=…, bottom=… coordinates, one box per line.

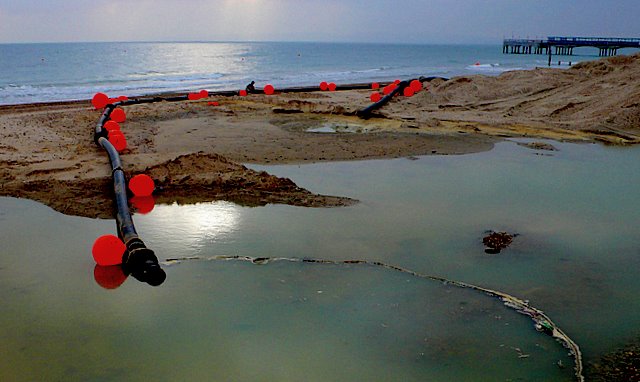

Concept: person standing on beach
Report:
left=246, top=81, right=256, bottom=94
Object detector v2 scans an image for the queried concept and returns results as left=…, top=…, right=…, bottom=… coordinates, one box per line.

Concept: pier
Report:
left=503, top=36, right=640, bottom=57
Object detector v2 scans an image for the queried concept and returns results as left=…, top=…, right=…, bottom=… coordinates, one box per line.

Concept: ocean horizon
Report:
left=0, top=40, right=604, bottom=106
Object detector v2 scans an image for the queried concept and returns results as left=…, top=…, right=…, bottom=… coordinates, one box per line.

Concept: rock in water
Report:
left=482, top=231, right=515, bottom=254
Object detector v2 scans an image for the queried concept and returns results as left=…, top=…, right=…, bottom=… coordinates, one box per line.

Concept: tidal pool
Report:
left=2, top=140, right=639, bottom=381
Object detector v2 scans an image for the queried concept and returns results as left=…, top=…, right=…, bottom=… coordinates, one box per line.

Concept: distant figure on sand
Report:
left=246, top=81, right=256, bottom=94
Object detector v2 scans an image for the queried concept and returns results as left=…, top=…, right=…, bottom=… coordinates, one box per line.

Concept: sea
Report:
left=0, top=41, right=601, bottom=106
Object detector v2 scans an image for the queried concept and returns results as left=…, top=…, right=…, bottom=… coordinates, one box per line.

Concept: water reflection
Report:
left=130, top=196, right=155, bottom=214
left=3, top=141, right=640, bottom=381
left=136, top=201, right=241, bottom=252
left=93, top=264, right=127, bottom=289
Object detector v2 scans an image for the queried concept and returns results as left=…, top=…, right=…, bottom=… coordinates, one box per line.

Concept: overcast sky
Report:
left=1, top=0, right=638, bottom=44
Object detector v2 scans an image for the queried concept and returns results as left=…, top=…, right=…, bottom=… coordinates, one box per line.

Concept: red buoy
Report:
left=92, top=92, right=109, bottom=110
left=403, top=87, right=415, bottom=97
left=320, top=81, right=328, bottom=91
left=108, top=131, right=127, bottom=152
left=104, top=120, right=120, bottom=132
left=92, top=234, right=126, bottom=266
left=382, top=85, right=393, bottom=95
left=199, top=89, right=209, bottom=99
left=328, top=82, right=337, bottom=91
left=371, top=82, right=380, bottom=90
left=188, top=93, right=198, bottom=101
left=394, top=79, right=401, bottom=85
left=208, top=101, right=219, bottom=106
left=110, top=107, right=126, bottom=123
left=117, top=95, right=129, bottom=101
left=410, top=80, right=422, bottom=93
left=129, top=174, right=155, bottom=197
left=239, top=90, right=247, bottom=96
left=264, top=84, right=275, bottom=95
left=370, top=92, right=382, bottom=102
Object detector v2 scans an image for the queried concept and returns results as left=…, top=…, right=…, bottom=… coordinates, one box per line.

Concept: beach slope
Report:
left=1, top=53, right=639, bottom=218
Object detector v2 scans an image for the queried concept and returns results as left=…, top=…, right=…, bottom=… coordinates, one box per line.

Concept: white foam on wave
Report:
left=465, top=63, right=523, bottom=73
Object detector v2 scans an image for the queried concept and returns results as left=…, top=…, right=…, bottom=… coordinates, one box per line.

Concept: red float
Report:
left=371, top=82, right=380, bottom=90
left=199, top=89, right=209, bottom=99
left=92, top=92, right=109, bottom=109
left=188, top=93, right=198, bottom=100
left=410, top=80, right=422, bottom=93
left=403, top=87, right=415, bottom=97
left=130, top=196, right=155, bottom=214
left=264, top=84, right=275, bottom=95
left=320, top=81, right=328, bottom=91
left=104, top=120, right=120, bottom=132
left=118, top=95, right=129, bottom=101
left=92, top=234, right=126, bottom=266
left=110, top=107, right=126, bottom=123
left=93, top=264, right=127, bottom=289
left=328, top=82, right=337, bottom=91
left=382, top=85, right=392, bottom=95
left=370, top=92, right=382, bottom=102
left=394, top=79, right=401, bottom=85
left=108, top=131, right=127, bottom=152
left=129, top=174, right=155, bottom=197
left=208, top=101, right=220, bottom=106
left=239, top=89, right=247, bottom=96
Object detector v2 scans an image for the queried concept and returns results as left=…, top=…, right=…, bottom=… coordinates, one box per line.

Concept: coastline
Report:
left=1, top=53, right=639, bottom=218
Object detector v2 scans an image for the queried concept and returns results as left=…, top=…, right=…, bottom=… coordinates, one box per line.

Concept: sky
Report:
left=0, top=0, right=638, bottom=44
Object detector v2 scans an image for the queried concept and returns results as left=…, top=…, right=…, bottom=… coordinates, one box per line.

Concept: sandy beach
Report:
left=1, top=53, right=639, bottom=218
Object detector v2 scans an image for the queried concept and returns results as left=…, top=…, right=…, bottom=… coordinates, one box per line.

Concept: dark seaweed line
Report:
left=163, top=254, right=584, bottom=382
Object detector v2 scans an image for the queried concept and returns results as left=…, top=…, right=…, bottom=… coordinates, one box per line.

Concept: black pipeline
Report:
left=95, top=103, right=166, bottom=286
left=91, top=78, right=449, bottom=286
left=356, top=76, right=448, bottom=120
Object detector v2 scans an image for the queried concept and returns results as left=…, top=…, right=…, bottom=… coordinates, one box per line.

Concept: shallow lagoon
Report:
left=2, top=140, right=640, bottom=381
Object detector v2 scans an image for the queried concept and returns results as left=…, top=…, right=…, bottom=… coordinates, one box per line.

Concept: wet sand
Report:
left=1, top=53, right=639, bottom=218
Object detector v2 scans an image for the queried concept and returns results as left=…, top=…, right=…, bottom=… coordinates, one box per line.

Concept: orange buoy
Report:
left=129, top=174, right=155, bottom=197
left=92, top=234, right=126, bottom=266
left=410, top=79, right=422, bottom=92
left=110, top=107, right=126, bottom=123
left=92, top=92, right=109, bottom=109
left=104, top=120, right=120, bottom=132
left=108, top=131, right=127, bottom=152
left=264, top=84, right=275, bottom=95
left=382, top=85, right=392, bottom=95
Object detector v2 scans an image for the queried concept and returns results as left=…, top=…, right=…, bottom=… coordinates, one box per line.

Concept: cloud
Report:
left=0, top=0, right=638, bottom=43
